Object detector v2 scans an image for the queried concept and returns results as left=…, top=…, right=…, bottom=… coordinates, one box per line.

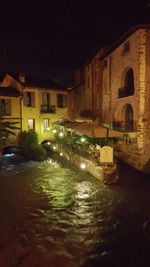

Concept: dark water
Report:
left=0, top=154, right=150, bottom=267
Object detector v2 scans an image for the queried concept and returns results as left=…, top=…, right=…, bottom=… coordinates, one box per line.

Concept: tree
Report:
left=0, top=115, right=20, bottom=160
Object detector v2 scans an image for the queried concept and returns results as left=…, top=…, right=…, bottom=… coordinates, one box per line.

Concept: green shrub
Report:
left=29, top=144, right=47, bottom=161
left=18, top=130, right=47, bottom=161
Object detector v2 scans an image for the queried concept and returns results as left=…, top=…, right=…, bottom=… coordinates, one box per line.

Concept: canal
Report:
left=0, top=154, right=150, bottom=267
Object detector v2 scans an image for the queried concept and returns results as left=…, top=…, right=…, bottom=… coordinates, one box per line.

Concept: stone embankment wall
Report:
left=48, top=143, right=119, bottom=185
left=115, top=142, right=142, bottom=169
left=115, top=140, right=150, bottom=173
left=54, top=143, right=104, bottom=181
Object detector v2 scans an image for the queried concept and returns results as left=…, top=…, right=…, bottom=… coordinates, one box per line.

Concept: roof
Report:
left=69, top=82, right=85, bottom=91
left=1, top=72, right=68, bottom=91
left=24, top=76, right=67, bottom=91
left=0, top=87, right=22, bottom=97
left=78, top=24, right=150, bottom=67
left=100, top=24, right=150, bottom=59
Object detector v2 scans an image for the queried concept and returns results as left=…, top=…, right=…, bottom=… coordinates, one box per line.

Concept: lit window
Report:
left=23, top=92, right=35, bottom=107
left=28, top=119, right=35, bottom=130
left=42, top=92, right=50, bottom=105
left=43, top=118, right=49, bottom=131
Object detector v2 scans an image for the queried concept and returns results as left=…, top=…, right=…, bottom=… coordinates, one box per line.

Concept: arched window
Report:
left=125, top=104, right=134, bottom=131
left=118, top=68, right=134, bottom=98
left=124, top=68, right=134, bottom=95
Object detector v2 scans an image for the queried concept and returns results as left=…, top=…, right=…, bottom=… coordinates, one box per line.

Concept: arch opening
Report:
left=118, top=68, right=135, bottom=98
left=124, top=104, right=134, bottom=131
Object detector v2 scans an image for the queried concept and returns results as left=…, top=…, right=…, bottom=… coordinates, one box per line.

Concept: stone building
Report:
left=69, top=50, right=103, bottom=122
left=69, top=24, right=150, bottom=172
left=101, top=24, right=150, bottom=172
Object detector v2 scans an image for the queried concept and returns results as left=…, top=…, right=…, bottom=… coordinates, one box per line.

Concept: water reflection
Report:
left=0, top=155, right=150, bottom=267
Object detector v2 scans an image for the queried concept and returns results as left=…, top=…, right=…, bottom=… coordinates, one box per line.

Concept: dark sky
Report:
left=0, top=0, right=150, bottom=86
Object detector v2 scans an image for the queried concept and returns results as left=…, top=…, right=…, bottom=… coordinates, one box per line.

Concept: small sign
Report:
left=100, top=146, right=113, bottom=163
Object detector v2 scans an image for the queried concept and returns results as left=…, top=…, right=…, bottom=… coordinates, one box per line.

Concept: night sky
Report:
left=0, top=0, right=150, bottom=86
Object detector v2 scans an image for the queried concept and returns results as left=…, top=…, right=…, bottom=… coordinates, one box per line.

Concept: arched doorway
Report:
left=125, top=104, right=134, bottom=131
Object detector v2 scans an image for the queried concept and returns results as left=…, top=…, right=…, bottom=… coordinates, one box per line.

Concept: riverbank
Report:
left=44, top=142, right=119, bottom=185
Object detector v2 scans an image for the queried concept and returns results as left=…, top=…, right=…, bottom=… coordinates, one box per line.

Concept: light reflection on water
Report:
left=0, top=155, right=150, bottom=267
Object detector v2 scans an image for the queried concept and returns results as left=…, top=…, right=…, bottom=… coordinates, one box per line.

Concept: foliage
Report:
left=18, top=130, right=38, bottom=149
left=0, top=115, right=20, bottom=149
left=28, top=144, right=47, bottom=161
left=52, top=123, right=115, bottom=158
left=18, top=130, right=47, bottom=161
left=89, top=137, right=107, bottom=146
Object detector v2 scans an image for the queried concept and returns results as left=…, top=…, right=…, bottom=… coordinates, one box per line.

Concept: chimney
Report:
left=18, top=72, right=25, bottom=84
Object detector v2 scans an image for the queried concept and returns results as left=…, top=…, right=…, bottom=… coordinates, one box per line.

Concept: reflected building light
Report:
left=47, top=127, right=50, bottom=131
left=60, top=152, right=63, bottom=156
left=5, top=153, right=15, bottom=157
left=53, top=146, right=56, bottom=150
left=47, top=141, right=51, bottom=145
left=80, top=162, right=86, bottom=170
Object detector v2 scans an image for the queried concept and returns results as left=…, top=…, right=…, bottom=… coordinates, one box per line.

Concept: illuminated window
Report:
left=42, top=92, right=50, bottom=105
left=28, top=119, right=35, bottom=130
left=43, top=118, right=49, bottom=131
left=23, top=92, right=35, bottom=107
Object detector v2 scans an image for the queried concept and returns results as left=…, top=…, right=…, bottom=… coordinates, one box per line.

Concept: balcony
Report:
left=40, top=105, right=56, bottom=113
left=0, top=105, right=11, bottom=116
left=118, top=86, right=134, bottom=98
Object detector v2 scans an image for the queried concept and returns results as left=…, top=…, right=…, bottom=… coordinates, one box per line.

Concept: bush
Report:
left=29, top=144, right=47, bottom=161
left=18, top=130, right=38, bottom=148
left=18, top=130, right=47, bottom=161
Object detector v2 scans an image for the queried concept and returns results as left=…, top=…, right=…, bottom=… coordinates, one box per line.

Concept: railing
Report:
left=113, top=120, right=136, bottom=132
left=0, top=105, right=11, bottom=116
left=40, top=105, right=56, bottom=113
left=118, top=86, right=134, bottom=98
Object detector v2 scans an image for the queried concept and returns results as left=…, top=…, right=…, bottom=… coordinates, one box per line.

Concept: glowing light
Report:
left=47, top=127, right=50, bottom=131
left=52, top=129, right=57, bottom=134
left=59, top=132, right=64, bottom=137
left=60, top=152, right=63, bottom=156
left=80, top=163, right=86, bottom=170
left=47, top=141, right=51, bottom=145
left=80, top=137, right=86, bottom=142
left=5, top=153, right=15, bottom=157
left=53, top=146, right=56, bottom=150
